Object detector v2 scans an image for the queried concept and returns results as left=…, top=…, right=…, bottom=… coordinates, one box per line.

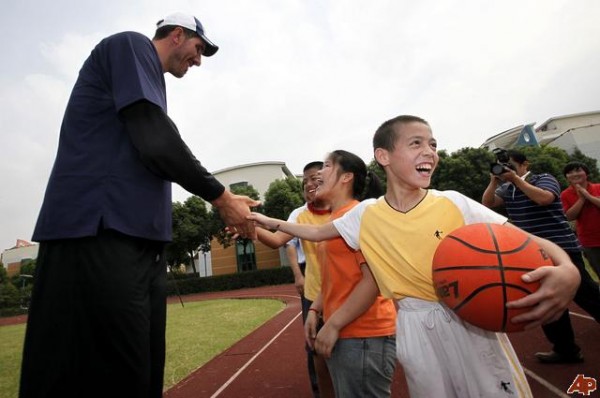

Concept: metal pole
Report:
left=168, top=265, right=185, bottom=308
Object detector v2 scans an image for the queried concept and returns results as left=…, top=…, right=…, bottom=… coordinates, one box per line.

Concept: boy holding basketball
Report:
left=248, top=115, right=581, bottom=397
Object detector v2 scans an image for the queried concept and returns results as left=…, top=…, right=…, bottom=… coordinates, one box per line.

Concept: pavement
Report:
left=163, top=284, right=600, bottom=398
left=3, top=283, right=598, bottom=397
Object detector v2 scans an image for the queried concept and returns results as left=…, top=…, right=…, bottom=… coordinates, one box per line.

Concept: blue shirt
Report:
left=33, top=32, right=173, bottom=242
left=496, top=173, right=581, bottom=252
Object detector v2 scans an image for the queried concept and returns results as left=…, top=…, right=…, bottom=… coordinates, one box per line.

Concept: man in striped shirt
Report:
left=482, top=150, right=600, bottom=364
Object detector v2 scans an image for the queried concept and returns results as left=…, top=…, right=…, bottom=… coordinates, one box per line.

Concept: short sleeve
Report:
left=440, top=190, right=507, bottom=225
left=333, top=199, right=375, bottom=250
left=96, top=32, right=166, bottom=112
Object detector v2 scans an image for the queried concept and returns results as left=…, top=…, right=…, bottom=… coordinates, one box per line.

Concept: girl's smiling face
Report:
left=316, top=157, right=340, bottom=202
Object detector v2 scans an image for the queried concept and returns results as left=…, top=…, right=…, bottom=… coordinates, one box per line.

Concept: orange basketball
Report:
left=432, top=223, right=553, bottom=332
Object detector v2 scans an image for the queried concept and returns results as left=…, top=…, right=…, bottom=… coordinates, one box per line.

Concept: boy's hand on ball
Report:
left=507, top=263, right=580, bottom=330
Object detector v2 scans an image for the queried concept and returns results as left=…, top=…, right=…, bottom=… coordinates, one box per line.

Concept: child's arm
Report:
left=505, top=225, right=581, bottom=330
left=248, top=212, right=340, bottom=241
left=314, top=263, right=379, bottom=358
left=255, top=227, right=293, bottom=248
left=305, top=293, right=323, bottom=350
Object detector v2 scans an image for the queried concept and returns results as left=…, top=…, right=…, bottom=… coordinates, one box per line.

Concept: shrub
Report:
left=0, top=283, right=28, bottom=317
left=166, top=267, right=294, bottom=296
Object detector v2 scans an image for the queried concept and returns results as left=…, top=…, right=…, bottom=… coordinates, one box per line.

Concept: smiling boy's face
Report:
left=302, top=167, right=321, bottom=204
left=375, top=121, right=438, bottom=190
left=565, top=166, right=588, bottom=186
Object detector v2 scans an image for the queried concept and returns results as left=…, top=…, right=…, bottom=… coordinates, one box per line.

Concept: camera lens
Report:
left=491, top=164, right=506, bottom=176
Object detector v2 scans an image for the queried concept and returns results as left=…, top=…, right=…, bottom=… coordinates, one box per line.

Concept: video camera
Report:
left=489, top=148, right=515, bottom=176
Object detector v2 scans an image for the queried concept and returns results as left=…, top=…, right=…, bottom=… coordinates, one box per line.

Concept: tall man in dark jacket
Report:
left=20, top=12, right=258, bottom=398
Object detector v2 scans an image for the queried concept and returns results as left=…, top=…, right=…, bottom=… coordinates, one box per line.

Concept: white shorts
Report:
left=396, top=298, right=532, bottom=398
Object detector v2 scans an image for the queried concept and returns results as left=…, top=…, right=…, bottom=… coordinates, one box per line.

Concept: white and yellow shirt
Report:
left=333, top=190, right=507, bottom=301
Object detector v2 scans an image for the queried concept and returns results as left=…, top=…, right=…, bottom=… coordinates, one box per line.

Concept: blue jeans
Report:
left=326, top=336, right=396, bottom=398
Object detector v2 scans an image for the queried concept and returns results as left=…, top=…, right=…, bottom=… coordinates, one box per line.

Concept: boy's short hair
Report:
left=303, top=161, right=323, bottom=172
left=302, top=161, right=323, bottom=189
left=563, top=161, right=589, bottom=176
left=373, top=115, right=429, bottom=152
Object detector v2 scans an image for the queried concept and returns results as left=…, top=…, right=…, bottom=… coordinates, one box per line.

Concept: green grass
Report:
left=0, top=298, right=284, bottom=398
left=0, top=323, right=23, bottom=398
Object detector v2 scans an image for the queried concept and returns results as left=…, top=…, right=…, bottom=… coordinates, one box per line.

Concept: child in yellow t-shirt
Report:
left=249, top=115, right=581, bottom=398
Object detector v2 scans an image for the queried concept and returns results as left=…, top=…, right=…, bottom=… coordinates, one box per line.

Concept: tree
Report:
left=262, top=177, right=303, bottom=219
left=517, top=146, right=571, bottom=188
left=564, top=148, right=599, bottom=183
left=167, top=196, right=212, bottom=274
left=431, top=148, right=495, bottom=201
left=512, top=146, right=598, bottom=189
left=0, top=282, right=20, bottom=310
left=166, top=202, right=192, bottom=270
left=211, top=184, right=262, bottom=248
left=0, top=262, right=7, bottom=284
left=430, top=145, right=597, bottom=199
left=210, top=185, right=263, bottom=271
left=19, top=259, right=36, bottom=278
left=367, top=158, right=386, bottom=192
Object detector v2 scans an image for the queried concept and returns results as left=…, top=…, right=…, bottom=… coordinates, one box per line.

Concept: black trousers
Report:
left=299, top=262, right=320, bottom=398
left=19, top=230, right=167, bottom=398
left=542, top=250, right=600, bottom=355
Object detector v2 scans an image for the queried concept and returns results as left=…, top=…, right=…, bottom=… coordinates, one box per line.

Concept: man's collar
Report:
left=520, top=171, right=531, bottom=181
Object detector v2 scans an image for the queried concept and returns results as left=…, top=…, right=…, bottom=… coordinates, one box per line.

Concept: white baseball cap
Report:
left=156, top=12, right=218, bottom=56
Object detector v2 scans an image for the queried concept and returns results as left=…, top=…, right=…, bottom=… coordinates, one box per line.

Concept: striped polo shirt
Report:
left=496, top=173, right=581, bottom=252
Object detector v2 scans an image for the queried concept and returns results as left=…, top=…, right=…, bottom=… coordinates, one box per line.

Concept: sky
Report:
left=1, top=0, right=599, bottom=253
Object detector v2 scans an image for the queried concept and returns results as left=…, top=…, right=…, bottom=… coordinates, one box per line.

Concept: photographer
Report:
left=482, top=149, right=600, bottom=364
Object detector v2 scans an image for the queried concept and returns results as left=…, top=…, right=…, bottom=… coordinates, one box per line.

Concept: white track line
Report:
left=208, top=320, right=573, bottom=398
left=210, top=311, right=303, bottom=398
left=207, top=295, right=591, bottom=397
left=523, top=368, right=570, bottom=398
left=519, top=309, right=593, bottom=397
left=520, top=307, right=593, bottom=398
left=569, top=310, right=594, bottom=321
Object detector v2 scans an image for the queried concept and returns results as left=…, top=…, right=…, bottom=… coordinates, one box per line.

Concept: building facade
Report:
left=481, top=111, right=600, bottom=164
left=1, top=240, right=39, bottom=277
left=190, top=161, right=298, bottom=276
left=212, top=161, right=295, bottom=202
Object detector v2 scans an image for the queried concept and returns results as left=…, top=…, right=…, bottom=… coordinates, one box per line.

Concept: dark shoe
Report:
left=535, top=351, right=584, bottom=364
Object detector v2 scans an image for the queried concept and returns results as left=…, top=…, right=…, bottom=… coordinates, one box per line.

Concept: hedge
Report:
left=167, top=266, right=294, bottom=296
left=0, top=267, right=294, bottom=318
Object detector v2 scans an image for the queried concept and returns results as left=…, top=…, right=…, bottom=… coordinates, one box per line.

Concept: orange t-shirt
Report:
left=318, top=200, right=396, bottom=338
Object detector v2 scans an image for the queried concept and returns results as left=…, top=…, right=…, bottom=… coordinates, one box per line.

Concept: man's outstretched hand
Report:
left=212, top=191, right=260, bottom=240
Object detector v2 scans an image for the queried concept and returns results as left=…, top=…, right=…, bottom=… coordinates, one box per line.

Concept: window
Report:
left=230, top=181, right=248, bottom=191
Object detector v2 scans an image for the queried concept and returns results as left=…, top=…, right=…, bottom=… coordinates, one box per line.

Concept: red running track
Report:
left=2, top=283, right=598, bottom=397
left=163, top=284, right=599, bottom=398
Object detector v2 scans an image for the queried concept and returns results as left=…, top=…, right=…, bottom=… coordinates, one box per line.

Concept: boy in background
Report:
left=561, top=161, right=600, bottom=278
left=256, top=161, right=332, bottom=397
